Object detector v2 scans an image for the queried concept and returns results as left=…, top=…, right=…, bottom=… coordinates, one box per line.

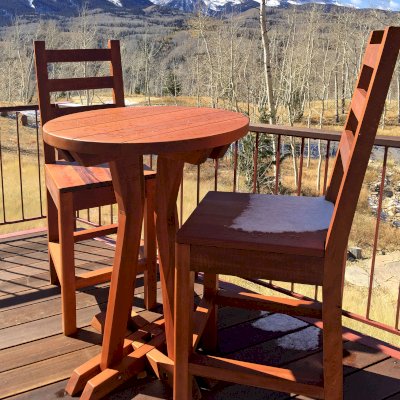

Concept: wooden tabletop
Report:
left=43, top=106, right=249, bottom=158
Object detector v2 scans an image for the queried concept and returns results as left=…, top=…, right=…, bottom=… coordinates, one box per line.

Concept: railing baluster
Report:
left=180, top=176, right=183, bottom=227
left=0, top=127, right=5, bottom=223
left=253, top=132, right=259, bottom=194
left=196, top=165, right=200, bottom=205
left=366, top=146, right=388, bottom=320
left=233, top=140, right=238, bottom=192
left=396, top=284, right=400, bottom=330
left=323, top=140, right=331, bottom=195
left=214, top=158, right=219, bottom=191
left=16, top=112, right=25, bottom=220
left=34, top=110, right=44, bottom=217
left=275, top=134, right=281, bottom=195
left=297, top=137, right=305, bottom=196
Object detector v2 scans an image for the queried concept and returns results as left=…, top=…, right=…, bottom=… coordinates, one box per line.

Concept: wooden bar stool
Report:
left=34, top=40, right=158, bottom=336
left=173, top=27, right=400, bottom=400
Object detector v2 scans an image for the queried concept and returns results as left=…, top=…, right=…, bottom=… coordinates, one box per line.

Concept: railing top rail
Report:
left=249, top=123, right=400, bottom=149
left=1, top=106, right=400, bottom=148
left=0, top=105, right=39, bottom=112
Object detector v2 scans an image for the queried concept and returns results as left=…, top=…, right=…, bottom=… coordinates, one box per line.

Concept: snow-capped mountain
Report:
left=0, top=0, right=397, bottom=19
left=0, top=0, right=152, bottom=17
left=151, top=0, right=400, bottom=12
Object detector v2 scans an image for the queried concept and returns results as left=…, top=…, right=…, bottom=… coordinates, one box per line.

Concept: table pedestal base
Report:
left=66, top=318, right=173, bottom=400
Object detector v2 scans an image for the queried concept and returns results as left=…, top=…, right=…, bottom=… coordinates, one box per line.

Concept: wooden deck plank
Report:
left=0, top=263, right=111, bottom=302
left=0, top=256, right=113, bottom=288
left=0, top=233, right=398, bottom=400
left=6, top=377, right=172, bottom=400
left=0, top=303, right=108, bottom=350
left=0, top=272, right=53, bottom=298
left=4, top=379, right=69, bottom=400
left=343, top=358, right=400, bottom=399
left=0, top=326, right=102, bottom=373
left=0, top=346, right=101, bottom=398
left=0, top=274, right=146, bottom=311
left=0, top=285, right=110, bottom=329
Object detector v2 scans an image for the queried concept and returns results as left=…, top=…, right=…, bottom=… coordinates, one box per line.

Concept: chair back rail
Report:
left=325, top=27, right=400, bottom=260
left=34, top=40, right=125, bottom=163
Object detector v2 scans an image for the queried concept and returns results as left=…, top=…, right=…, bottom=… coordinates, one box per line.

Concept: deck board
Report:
left=0, top=233, right=399, bottom=400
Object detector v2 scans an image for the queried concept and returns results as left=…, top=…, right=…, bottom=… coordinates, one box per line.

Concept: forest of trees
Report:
left=1, top=4, right=400, bottom=127
left=2, top=4, right=400, bottom=193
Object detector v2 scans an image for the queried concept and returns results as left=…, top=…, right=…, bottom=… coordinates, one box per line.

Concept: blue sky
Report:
left=344, top=0, right=400, bottom=10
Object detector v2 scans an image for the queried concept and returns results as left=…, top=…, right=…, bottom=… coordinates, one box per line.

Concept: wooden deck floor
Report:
left=0, top=231, right=399, bottom=400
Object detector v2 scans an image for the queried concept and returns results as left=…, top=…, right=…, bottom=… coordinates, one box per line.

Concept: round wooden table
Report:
left=43, top=106, right=249, bottom=399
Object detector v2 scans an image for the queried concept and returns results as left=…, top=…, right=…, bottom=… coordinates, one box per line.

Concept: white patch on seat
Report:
left=230, top=195, right=334, bottom=233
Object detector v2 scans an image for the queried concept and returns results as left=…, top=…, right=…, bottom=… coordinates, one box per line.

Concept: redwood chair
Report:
left=173, top=27, right=400, bottom=400
left=34, top=40, right=157, bottom=336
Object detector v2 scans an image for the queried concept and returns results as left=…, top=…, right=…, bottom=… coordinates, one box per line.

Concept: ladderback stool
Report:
left=34, top=40, right=158, bottom=336
left=173, top=27, right=400, bottom=400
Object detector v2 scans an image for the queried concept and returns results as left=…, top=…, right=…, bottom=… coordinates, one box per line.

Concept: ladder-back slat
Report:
left=325, top=27, right=400, bottom=258
left=48, top=76, right=115, bottom=93
left=34, top=40, right=125, bottom=163
left=339, top=130, right=354, bottom=171
left=46, top=48, right=112, bottom=63
left=52, top=103, right=118, bottom=118
left=350, top=88, right=367, bottom=123
left=363, top=44, right=381, bottom=69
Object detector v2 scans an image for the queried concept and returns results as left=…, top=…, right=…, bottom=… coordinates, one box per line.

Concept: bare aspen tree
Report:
left=260, top=0, right=276, bottom=124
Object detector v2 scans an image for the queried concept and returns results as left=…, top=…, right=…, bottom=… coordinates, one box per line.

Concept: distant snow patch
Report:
left=277, top=326, right=320, bottom=351
left=107, top=0, right=123, bottom=6
left=230, top=195, right=334, bottom=233
left=252, top=313, right=308, bottom=332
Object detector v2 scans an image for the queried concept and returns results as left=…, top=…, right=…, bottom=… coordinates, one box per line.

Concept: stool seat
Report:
left=45, top=162, right=156, bottom=193
left=177, top=191, right=333, bottom=258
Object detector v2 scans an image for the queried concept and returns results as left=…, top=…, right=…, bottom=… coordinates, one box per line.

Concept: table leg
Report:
left=100, top=156, right=145, bottom=368
left=66, top=156, right=165, bottom=399
left=155, top=156, right=185, bottom=359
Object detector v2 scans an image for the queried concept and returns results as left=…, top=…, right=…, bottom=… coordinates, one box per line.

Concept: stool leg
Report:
left=58, top=192, right=77, bottom=336
left=174, top=243, right=194, bottom=400
left=202, top=273, right=218, bottom=353
left=144, top=178, right=157, bottom=310
left=47, top=189, right=59, bottom=285
left=322, top=282, right=343, bottom=400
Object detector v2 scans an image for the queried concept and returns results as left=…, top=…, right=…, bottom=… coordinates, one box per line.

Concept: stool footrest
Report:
left=75, top=267, right=113, bottom=289
left=216, top=290, right=323, bottom=318
left=189, top=354, right=324, bottom=399
left=73, top=223, right=118, bottom=242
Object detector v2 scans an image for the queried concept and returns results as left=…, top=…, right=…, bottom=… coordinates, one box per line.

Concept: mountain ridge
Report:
left=0, top=0, right=397, bottom=20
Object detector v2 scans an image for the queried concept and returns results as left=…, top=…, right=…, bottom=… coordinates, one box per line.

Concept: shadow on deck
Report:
left=0, top=231, right=399, bottom=400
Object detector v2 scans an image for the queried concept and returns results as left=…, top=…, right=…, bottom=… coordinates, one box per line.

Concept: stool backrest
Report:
left=325, top=27, right=400, bottom=258
left=34, top=40, right=125, bottom=163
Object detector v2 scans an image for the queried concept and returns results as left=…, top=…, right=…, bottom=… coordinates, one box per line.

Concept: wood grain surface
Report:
left=43, top=106, right=249, bottom=160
